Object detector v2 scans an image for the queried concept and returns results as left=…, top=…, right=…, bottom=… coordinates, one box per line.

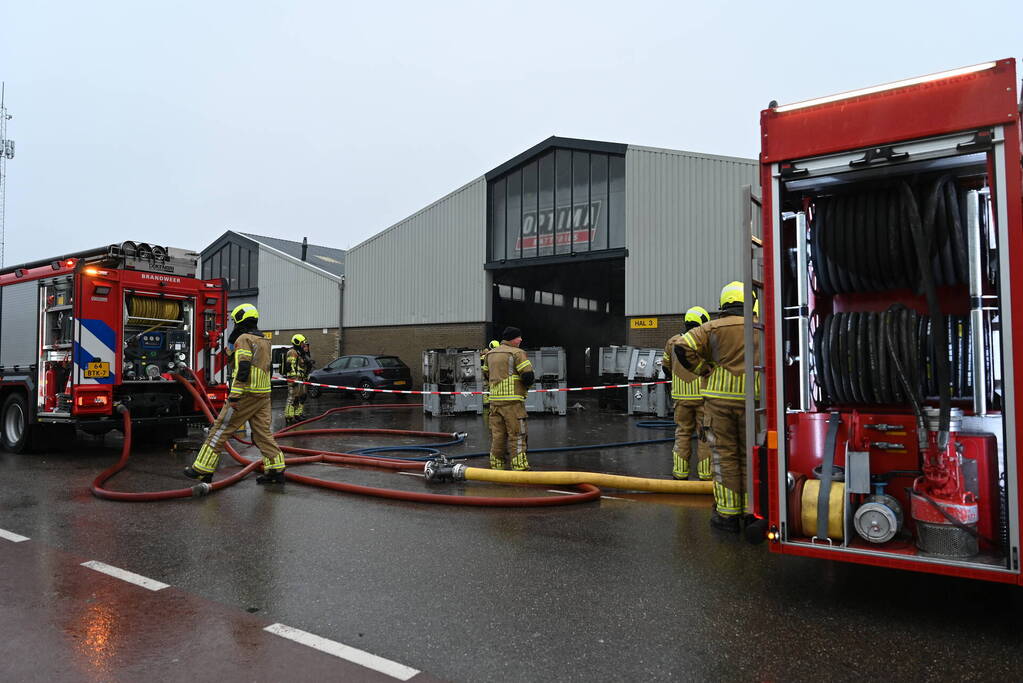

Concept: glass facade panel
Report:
left=520, top=161, right=538, bottom=259
left=590, top=154, right=608, bottom=251
left=609, top=155, right=626, bottom=249
left=487, top=145, right=624, bottom=264
left=537, top=152, right=555, bottom=257
left=229, top=244, right=240, bottom=290
left=572, top=151, right=590, bottom=252
left=238, top=247, right=249, bottom=289
left=505, top=169, right=521, bottom=260
left=491, top=179, right=506, bottom=261
left=555, top=150, right=572, bottom=255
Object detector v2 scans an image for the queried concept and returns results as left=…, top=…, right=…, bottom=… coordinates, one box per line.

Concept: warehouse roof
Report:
left=239, top=232, right=346, bottom=277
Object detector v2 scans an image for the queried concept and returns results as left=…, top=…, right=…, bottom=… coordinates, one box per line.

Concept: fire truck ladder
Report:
left=742, top=184, right=766, bottom=515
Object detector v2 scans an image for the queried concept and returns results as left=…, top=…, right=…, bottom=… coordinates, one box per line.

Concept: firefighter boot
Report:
left=183, top=466, right=213, bottom=484
left=256, top=469, right=286, bottom=485
left=709, top=512, right=740, bottom=533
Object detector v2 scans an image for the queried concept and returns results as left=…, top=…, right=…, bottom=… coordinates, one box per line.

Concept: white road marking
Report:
left=81, top=561, right=170, bottom=591
left=0, top=528, right=29, bottom=542
left=265, top=623, right=419, bottom=680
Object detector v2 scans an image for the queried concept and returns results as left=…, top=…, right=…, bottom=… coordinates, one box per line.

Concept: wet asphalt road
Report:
left=3, top=389, right=1023, bottom=682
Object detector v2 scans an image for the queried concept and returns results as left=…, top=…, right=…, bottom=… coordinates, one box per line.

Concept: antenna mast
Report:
left=0, top=84, right=14, bottom=268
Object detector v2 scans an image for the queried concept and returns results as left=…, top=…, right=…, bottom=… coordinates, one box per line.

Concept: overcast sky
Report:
left=1, top=1, right=1020, bottom=266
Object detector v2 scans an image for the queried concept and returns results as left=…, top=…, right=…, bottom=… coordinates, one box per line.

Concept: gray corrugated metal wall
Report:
left=624, top=146, right=759, bottom=316
left=344, top=177, right=487, bottom=327
left=257, top=249, right=341, bottom=330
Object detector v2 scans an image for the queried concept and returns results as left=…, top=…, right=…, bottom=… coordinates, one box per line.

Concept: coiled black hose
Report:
left=811, top=178, right=968, bottom=295
left=812, top=309, right=978, bottom=407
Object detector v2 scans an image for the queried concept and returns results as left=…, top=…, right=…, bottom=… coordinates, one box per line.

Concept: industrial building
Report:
left=200, top=231, right=345, bottom=364
left=343, top=136, right=758, bottom=386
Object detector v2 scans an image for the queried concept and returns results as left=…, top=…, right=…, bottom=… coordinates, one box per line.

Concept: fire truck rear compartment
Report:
left=776, top=132, right=1012, bottom=571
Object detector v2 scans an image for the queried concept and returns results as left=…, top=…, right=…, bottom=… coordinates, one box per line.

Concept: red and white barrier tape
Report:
left=280, top=377, right=669, bottom=396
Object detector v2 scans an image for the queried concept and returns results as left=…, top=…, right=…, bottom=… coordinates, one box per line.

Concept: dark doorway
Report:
left=490, top=257, right=625, bottom=385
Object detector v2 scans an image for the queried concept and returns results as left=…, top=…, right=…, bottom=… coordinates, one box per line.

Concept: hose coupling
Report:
left=191, top=482, right=213, bottom=497
left=454, top=432, right=468, bottom=439
left=423, top=458, right=466, bottom=483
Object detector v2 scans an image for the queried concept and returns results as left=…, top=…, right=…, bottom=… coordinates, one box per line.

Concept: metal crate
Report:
left=598, top=345, right=634, bottom=377
left=626, top=348, right=669, bottom=417
left=423, top=348, right=485, bottom=416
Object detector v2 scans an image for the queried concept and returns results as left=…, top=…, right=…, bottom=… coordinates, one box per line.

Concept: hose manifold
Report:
left=423, top=458, right=466, bottom=483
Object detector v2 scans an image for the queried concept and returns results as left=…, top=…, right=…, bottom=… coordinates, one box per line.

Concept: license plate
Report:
left=85, top=361, right=110, bottom=379
left=394, top=380, right=407, bottom=386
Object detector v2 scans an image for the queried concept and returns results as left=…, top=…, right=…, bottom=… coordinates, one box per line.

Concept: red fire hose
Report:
left=90, top=374, right=600, bottom=506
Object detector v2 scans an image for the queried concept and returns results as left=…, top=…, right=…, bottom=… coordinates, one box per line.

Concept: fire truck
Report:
left=752, top=58, right=1022, bottom=583
left=0, top=242, right=228, bottom=452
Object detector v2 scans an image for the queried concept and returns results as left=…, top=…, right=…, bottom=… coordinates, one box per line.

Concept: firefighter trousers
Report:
left=488, top=401, right=528, bottom=470
left=702, top=399, right=747, bottom=517
left=285, top=381, right=307, bottom=420
left=192, top=394, right=286, bottom=475
left=673, top=400, right=712, bottom=481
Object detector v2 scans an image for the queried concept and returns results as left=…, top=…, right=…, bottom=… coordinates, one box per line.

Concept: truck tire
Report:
left=2, top=393, right=36, bottom=454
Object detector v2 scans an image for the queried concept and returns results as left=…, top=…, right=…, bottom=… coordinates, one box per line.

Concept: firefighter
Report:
left=676, top=281, right=758, bottom=532
left=663, top=306, right=712, bottom=481
left=482, top=327, right=534, bottom=470
left=184, top=303, right=287, bottom=485
left=481, top=339, right=500, bottom=431
left=284, top=333, right=312, bottom=425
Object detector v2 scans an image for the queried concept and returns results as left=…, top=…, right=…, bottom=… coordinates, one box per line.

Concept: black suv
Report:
left=307, top=355, right=412, bottom=400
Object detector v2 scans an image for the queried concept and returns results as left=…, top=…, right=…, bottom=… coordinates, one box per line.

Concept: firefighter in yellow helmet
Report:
left=481, top=339, right=500, bottom=431
left=482, top=327, right=534, bottom=470
left=663, top=306, right=712, bottom=481
left=676, top=281, right=759, bottom=532
left=184, top=303, right=287, bottom=485
left=284, top=333, right=313, bottom=425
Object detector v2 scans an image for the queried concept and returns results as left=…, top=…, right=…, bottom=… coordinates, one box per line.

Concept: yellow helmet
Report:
left=488, top=339, right=500, bottom=349
left=719, top=281, right=745, bottom=308
left=231, top=303, right=259, bottom=324
left=684, top=306, right=710, bottom=326
left=292, top=333, right=307, bottom=345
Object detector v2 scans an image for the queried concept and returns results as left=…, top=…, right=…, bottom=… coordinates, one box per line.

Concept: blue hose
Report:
left=348, top=418, right=676, bottom=461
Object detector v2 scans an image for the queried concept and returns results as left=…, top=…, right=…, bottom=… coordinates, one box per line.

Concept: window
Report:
left=376, top=356, right=407, bottom=368
left=572, top=151, right=590, bottom=252
left=609, top=155, right=626, bottom=249
left=590, top=154, right=608, bottom=251
left=328, top=357, right=349, bottom=370
left=203, top=242, right=256, bottom=292
left=537, top=152, right=555, bottom=257
left=498, top=284, right=525, bottom=301
left=555, top=149, right=572, bottom=255
left=521, top=162, right=538, bottom=259
left=487, top=144, right=624, bottom=264
left=349, top=356, right=368, bottom=369
left=506, top=169, right=521, bottom=260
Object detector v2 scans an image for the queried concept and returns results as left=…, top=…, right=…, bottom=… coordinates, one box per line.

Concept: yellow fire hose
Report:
left=462, top=467, right=713, bottom=495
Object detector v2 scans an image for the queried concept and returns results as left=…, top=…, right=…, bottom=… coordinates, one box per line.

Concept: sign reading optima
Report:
left=518, top=201, right=602, bottom=251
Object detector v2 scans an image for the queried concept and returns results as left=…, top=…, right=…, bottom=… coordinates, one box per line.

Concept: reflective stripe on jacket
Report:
left=230, top=332, right=273, bottom=396
left=483, top=345, right=533, bottom=402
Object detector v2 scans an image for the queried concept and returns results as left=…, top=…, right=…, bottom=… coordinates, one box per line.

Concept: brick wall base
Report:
left=626, top=315, right=687, bottom=349
left=342, top=322, right=489, bottom=387
left=264, top=327, right=340, bottom=370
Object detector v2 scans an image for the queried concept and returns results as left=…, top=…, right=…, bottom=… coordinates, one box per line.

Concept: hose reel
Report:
left=128, top=296, right=182, bottom=323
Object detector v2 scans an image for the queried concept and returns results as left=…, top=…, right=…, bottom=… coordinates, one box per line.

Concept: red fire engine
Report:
left=0, top=242, right=228, bottom=452
left=755, top=58, right=1023, bottom=583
